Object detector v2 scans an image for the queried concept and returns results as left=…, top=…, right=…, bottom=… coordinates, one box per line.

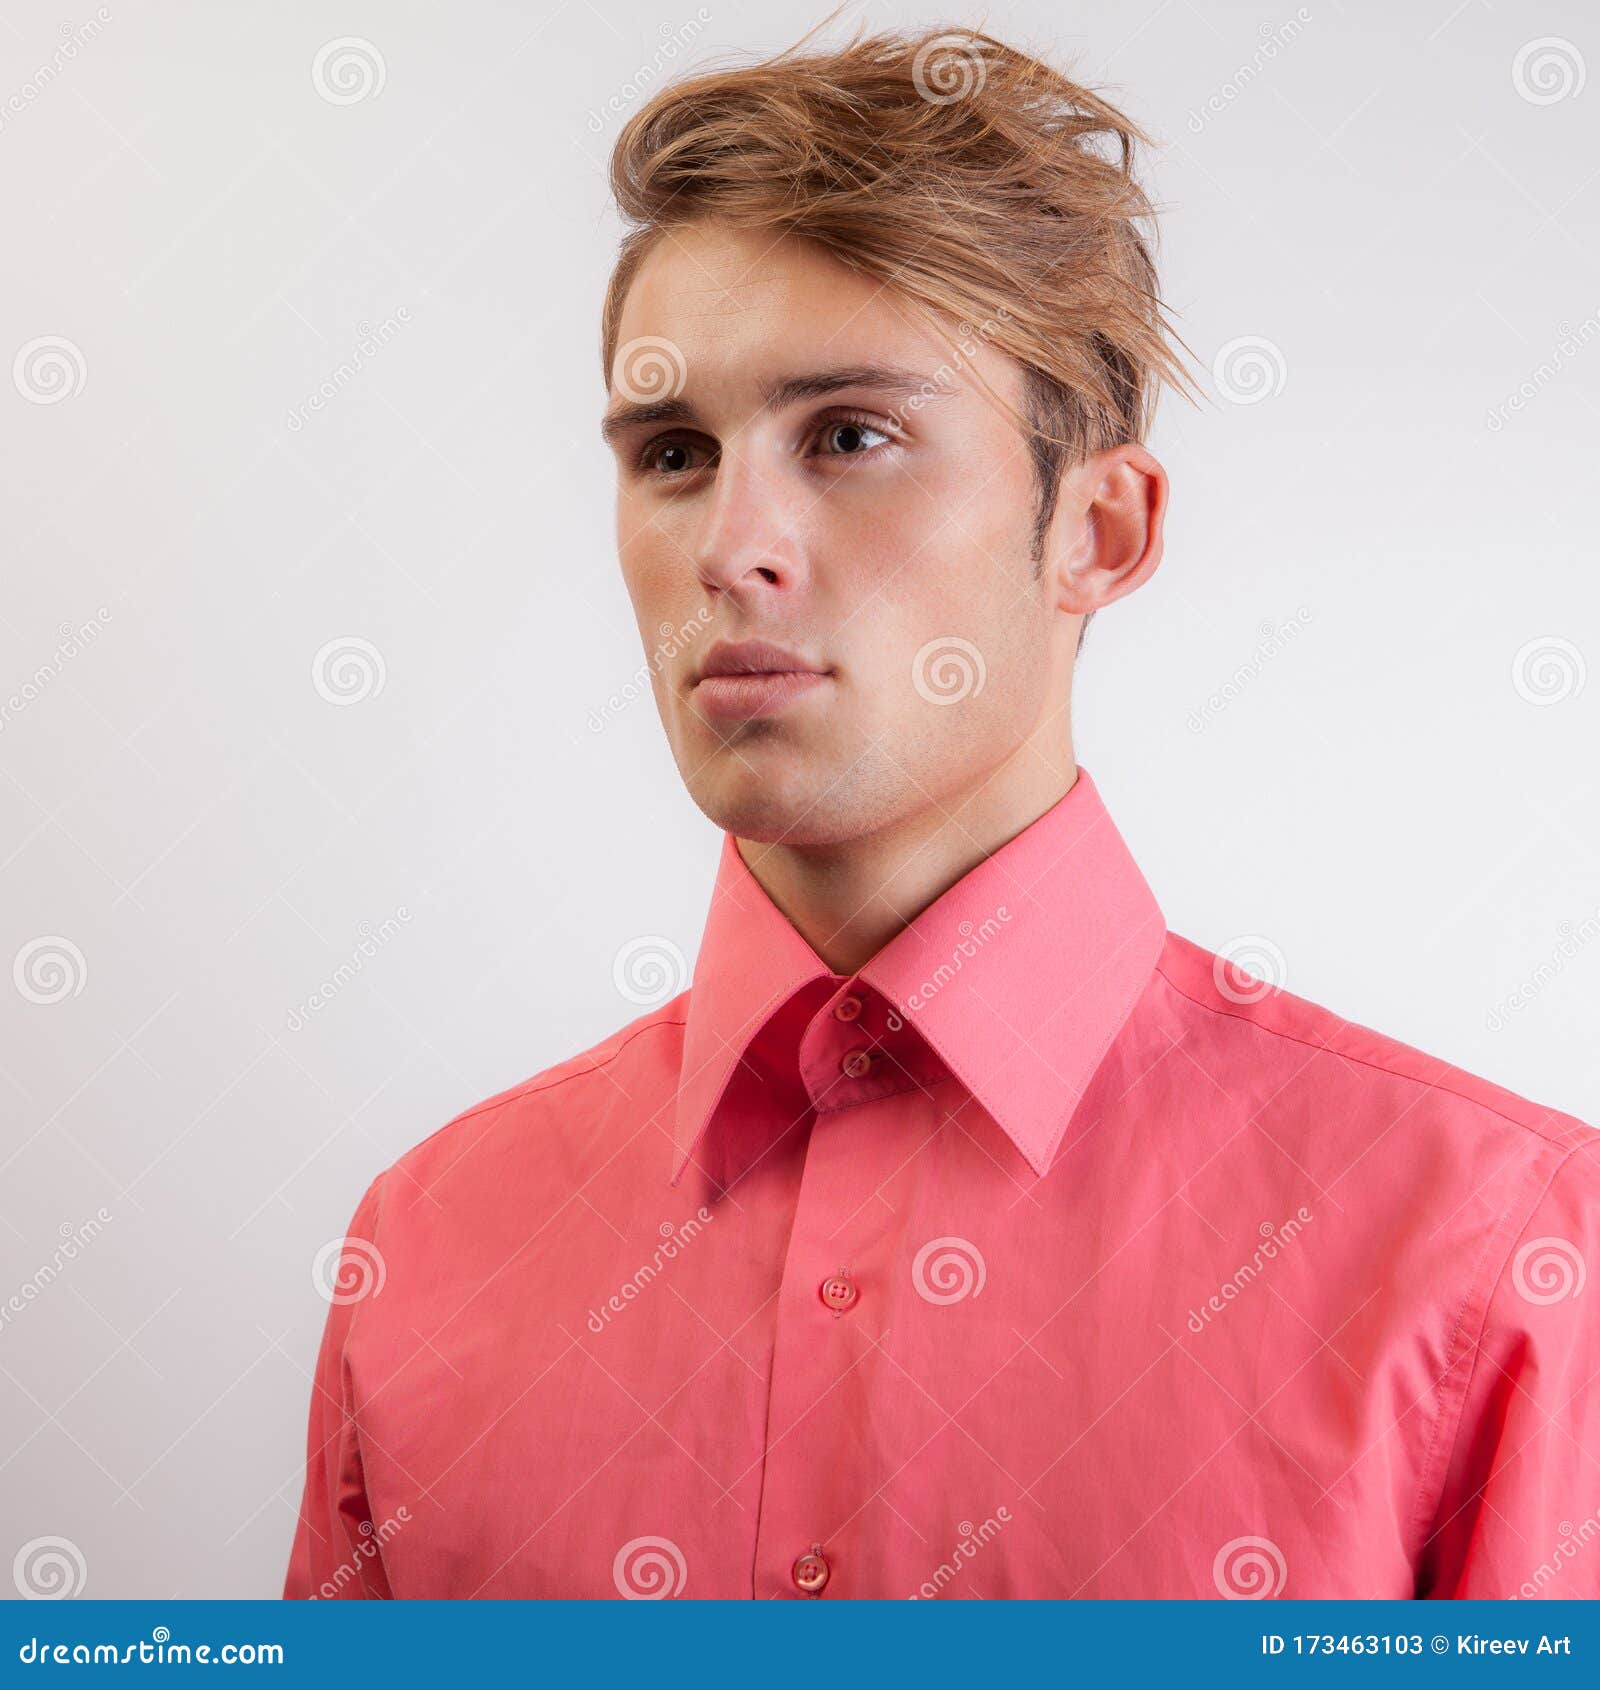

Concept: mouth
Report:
left=693, top=639, right=833, bottom=722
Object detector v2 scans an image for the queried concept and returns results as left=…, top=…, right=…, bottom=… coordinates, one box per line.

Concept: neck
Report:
left=735, top=748, right=1079, bottom=978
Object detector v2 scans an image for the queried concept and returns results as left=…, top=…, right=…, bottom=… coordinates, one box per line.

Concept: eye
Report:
left=815, top=416, right=892, bottom=458
left=640, top=437, right=709, bottom=476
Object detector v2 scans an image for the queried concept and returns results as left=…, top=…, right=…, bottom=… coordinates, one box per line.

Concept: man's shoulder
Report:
left=1153, top=929, right=1594, bottom=1157
left=382, top=997, right=688, bottom=1194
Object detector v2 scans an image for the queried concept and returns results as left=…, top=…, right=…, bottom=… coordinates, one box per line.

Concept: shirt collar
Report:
left=669, top=766, right=1166, bottom=1186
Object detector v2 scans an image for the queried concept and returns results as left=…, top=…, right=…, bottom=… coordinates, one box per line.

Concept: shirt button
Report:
left=841, top=1047, right=873, bottom=1079
left=833, top=994, right=863, bottom=1022
left=792, top=1548, right=830, bottom=1595
left=819, top=1272, right=859, bottom=1312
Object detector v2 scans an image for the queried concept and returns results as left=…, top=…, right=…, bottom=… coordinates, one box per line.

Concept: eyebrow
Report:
left=599, top=362, right=943, bottom=447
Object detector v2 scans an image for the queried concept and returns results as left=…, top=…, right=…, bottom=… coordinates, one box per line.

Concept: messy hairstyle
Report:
left=601, top=23, right=1193, bottom=647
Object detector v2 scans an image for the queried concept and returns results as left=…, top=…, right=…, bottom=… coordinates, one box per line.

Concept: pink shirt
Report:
left=284, top=768, right=1600, bottom=1600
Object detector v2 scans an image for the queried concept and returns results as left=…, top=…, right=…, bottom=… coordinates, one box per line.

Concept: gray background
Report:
left=2, top=0, right=1596, bottom=1598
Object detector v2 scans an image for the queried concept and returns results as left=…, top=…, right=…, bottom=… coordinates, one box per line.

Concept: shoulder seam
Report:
left=1154, top=958, right=1576, bottom=1149
left=1407, top=1137, right=1590, bottom=1585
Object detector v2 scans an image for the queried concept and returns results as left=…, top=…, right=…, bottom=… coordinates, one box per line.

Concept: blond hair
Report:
left=602, top=23, right=1193, bottom=634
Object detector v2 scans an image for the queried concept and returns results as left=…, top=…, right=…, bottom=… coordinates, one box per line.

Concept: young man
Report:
left=285, top=28, right=1598, bottom=1601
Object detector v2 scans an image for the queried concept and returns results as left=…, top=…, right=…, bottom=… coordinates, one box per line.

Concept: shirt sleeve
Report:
left=1418, top=1135, right=1600, bottom=1600
left=282, top=1172, right=393, bottom=1600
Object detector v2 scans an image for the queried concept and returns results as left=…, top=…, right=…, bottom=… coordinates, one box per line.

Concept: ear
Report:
left=1043, top=443, right=1169, bottom=616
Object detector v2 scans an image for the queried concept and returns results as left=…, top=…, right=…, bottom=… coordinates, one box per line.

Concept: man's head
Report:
left=600, top=27, right=1189, bottom=846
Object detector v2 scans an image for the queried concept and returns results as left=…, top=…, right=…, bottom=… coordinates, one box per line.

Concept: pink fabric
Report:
left=285, top=768, right=1600, bottom=1600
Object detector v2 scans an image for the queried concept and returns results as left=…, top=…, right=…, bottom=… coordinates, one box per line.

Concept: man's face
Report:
left=603, top=222, right=1069, bottom=846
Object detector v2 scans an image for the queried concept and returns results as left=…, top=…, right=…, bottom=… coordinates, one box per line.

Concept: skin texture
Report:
left=603, top=223, right=1168, bottom=975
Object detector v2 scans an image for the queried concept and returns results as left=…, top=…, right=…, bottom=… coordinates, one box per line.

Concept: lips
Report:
left=693, top=639, right=832, bottom=721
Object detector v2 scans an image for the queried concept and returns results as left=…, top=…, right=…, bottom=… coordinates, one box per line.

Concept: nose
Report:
left=692, top=447, right=807, bottom=600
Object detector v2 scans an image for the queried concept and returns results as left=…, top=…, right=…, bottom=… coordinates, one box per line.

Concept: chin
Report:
left=684, top=756, right=871, bottom=847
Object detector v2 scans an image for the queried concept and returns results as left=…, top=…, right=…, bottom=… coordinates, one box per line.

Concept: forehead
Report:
left=612, top=222, right=1006, bottom=395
